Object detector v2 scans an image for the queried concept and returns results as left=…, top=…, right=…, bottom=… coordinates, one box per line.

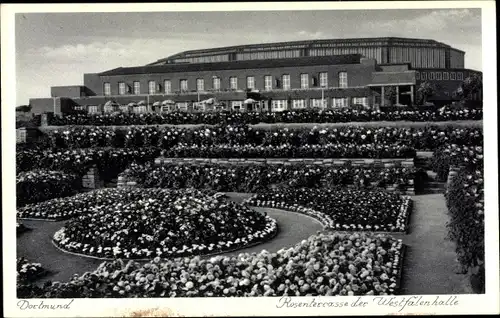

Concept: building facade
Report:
left=29, top=37, right=481, bottom=115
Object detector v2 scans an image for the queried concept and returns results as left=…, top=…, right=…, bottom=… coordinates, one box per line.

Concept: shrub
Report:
left=16, top=170, right=82, bottom=207
left=445, top=167, right=484, bottom=292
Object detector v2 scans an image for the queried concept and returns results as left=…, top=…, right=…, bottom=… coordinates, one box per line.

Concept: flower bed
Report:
left=47, top=188, right=277, bottom=259
left=16, top=170, right=82, bottom=207
left=445, top=166, right=484, bottom=293
left=20, top=232, right=404, bottom=298
left=47, top=108, right=482, bottom=126
left=162, top=143, right=416, bottom=159
left=16, top=147, right=161, bottom=181
left=121, top=163, right=418, bottom=192
left=431, top=144, right=484, bottom=182
left=245, top=188, right=411, bottom=232
left=43, top=125, right=482, bottom=152
left=17, top=257, right=46, bottom=283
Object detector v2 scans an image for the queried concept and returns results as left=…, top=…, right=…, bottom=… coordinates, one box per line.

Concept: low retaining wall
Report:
left=154, top=157, right=415, bottom=168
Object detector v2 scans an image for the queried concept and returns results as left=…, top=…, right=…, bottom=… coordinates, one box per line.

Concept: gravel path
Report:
left=398, top=194, right=473, bottom=294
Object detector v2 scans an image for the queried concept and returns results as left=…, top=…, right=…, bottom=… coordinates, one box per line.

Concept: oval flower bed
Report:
left=51, top=188, right=277, bottom=259
left=245, top=188, right=411, bottom=233
left=22, top=232, right=404, bottom=298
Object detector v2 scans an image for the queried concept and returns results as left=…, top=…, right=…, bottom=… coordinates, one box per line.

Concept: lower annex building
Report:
left=29, top=37, right=482, bottom=115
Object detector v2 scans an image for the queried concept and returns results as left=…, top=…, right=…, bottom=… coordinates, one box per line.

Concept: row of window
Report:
left=84, top=97, right=369, bottom=114
left=103, top=72, right=349, bottom=96
left=416, top=71, right=464, bottom=81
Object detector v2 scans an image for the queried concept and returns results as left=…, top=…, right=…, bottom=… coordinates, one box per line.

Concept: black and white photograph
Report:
left=2, top=1, right=498, bottom=317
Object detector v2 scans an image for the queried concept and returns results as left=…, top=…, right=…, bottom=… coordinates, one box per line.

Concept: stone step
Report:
left=427, top=181, right=446, bottom=189
left=416, top=151, right=434, bottom=158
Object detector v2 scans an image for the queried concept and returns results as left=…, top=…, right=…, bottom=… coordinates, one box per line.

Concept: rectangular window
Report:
left=180, top=79, right=188, bottom=92
left=450, top=72, right=456, bottom=80
left=212, top=77, right=221, bottom=90
left=103, top=83, right=111, bottom=96
left=134, top=105, right=147, bottom=114
left=300, top=74, right=309, bottom=89
left=176, top=102, right=188, bottom=111
left=282, top=74, right=291, bottom=90
left=246, top=76, right=255, bottom=90
left=271, top=100, right=287, bottom=112
left=415, top=72, right=420, bottom=80
left=230, top=77, right=238, bottom=90
left=88, top=105, right=99, bottom=114
left=118, top=82, right=126, bottom=95
left=133, top=81, right=141, bottom=95
left=421, top=72, right=427, bottom=80
left=148, top=81, right=156, bottom=94
left=338, top=72, right=348, bottom=88
left=457, top=72, right=463, bottom=80
left=164, top=80, right=171, bottom=94
left=196, top=78, right=204, bottom=92
left=436, top=72, right=442, bottom=80
left=319, top=72, right=328, bottom=87
left=352, top=97, right=368, bottom=108
left=264, top=75, right=272, bottom=91
left=429, top=72, right=435, bottom=80
left=231, top=101, right=243, bottom=111
left=292, top=99, right=306, bottom=109
left=443, top=72, right=449, bottom=80
left=311, top=98, right=328, bottom=109
left=332, top=97, right=349, bottom=108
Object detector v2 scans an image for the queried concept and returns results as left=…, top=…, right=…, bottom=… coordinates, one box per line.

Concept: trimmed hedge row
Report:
left=445, top=166, right=484, bottom=293
left=47, top=108, right=483, bottom=126
left=16, top=170, right=82, bottom=207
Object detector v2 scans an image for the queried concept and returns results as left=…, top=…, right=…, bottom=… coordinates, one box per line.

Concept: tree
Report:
left=416, top=81, right=436, bottom=105
left=16, top=105, right=31, bottom=112
left=456, top=74, right=482, bottom=101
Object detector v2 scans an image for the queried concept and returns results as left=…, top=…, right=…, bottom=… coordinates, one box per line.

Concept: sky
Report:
left=15, top=8, right=482, bottom=106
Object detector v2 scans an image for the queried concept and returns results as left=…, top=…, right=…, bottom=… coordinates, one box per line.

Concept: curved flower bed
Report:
left=16, top=170, right=82, bottom=207
left=20, top=232, right=404, bottom=298
left=44, top=125, right=482, bottom=152
left=49, top=188, right=277, bottom=259
left=245, top=188, right=411, bottom=232
left=122, top=163, right=417, bottom=191
left=17, top=258, right=46, bottom=283
left=47, top=108, right=482, bottom=126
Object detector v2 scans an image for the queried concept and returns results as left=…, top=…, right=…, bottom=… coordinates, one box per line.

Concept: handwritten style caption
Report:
left=276, top=295, right=459, bottom=312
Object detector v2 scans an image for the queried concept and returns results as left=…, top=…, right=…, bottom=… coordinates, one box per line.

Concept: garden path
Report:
left=397, top=194, right=473, bottom=294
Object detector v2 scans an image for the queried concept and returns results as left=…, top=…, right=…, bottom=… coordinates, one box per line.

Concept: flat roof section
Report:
left=100, top=54, right=364, bottom=76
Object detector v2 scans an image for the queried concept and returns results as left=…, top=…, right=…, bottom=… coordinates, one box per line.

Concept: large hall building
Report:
left=29, top=37, right=482, bottom=115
